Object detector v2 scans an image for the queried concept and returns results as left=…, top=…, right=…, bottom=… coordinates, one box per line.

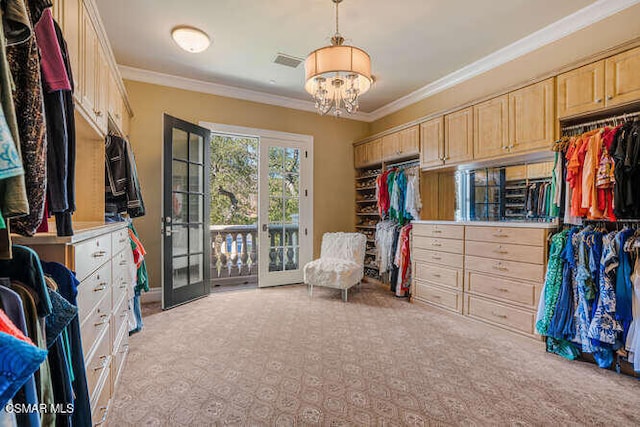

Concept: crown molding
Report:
left=119, top=66, right=375, bottom=122
left=366, top=0, right=640, bottom=121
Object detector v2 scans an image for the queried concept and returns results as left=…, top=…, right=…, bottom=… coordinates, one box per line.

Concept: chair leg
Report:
left=342, top=288, right=348, bottom=302
left=308, top=283, right=313, bottom=297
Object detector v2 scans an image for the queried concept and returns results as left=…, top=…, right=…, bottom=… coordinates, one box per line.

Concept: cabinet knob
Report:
left=95, top=110, right=103, bottom=117
left=595, top=98, right=602, bottom=104
left=607, top=95, right=613, bottom=101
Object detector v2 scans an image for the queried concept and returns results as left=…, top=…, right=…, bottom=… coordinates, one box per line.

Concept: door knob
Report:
left=262, top=224, right=268, bottom=232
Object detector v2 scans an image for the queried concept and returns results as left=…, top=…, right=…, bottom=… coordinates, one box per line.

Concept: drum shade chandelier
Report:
left=304, top=0, right=372, bottom=117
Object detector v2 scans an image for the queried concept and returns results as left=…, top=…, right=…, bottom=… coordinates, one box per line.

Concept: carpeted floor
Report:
left=109, top=282, right=640, bottom=426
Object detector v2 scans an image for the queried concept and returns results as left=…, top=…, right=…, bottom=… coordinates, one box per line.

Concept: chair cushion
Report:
left=303, top=258, right=362, bottom=290
left=320, top=232, right=366, bottom=265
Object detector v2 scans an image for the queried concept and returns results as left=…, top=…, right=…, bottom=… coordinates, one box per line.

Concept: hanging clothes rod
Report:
left=561, top=110, right=640, bottom=131
left=386, top=159, right=420, bottom=169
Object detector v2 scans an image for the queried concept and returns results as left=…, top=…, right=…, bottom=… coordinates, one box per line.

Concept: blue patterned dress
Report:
left=588, top=232, right=622, bottom=345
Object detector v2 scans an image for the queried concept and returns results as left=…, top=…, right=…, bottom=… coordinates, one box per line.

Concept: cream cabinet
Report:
left=508, top=78, right=555, bottom=154
left=557, top=60, right=605, bottom=118
left=444, top=107, right=473, bottom=165
left=81, top=4, right=98, bottom=124
left=381, top=126, right=419, bottom=162
left=354, top=138, right=382, bottom=168
left=557, top=46, right=640, bottom=117
left=412, top=223, right=465, bottom=313
left=463, top=225, right=548, bottom=337
left=473, top=95, right=509, bottom=160
left=57, top=0, right=132, bottom=138
left=420, top=117, right=444, bottom=168
left=605, top=46, right=640, bottom=108
left=366, top=138, right=382, bottom=165
left=411, top=221, right=552, bottom=339
left=13, top=223, right=134, bottom=425
left=354, top=143, right=367, bottom=168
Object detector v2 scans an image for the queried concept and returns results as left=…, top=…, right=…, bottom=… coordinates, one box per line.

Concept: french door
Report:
left=162, top=114, right=212, bottom=309
left=258, top=135, right=313, bottom=287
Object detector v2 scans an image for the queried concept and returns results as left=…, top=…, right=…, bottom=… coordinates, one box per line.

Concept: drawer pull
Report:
left=119, top=283, right=128, bottom=289
left=497, top=288, right=509, bottom=293
left=93, top=283, right=108, bottom=292
left=95, top=406, right=109, bottom=425
left=119, top=238, right=127, bottom=244
left=119, top=260, right=127, bottom=266
left=492, top=234, right=509, bottom=238
left=120, top=311, right=128, bottom=318
left=494, top=248, right=508, bottom=254
left=432, top=256, right=442, bottom=261
left=92, top=250, right=107, bottom=258
left=491, top=311, right=507, bottom=319
left=94, top=314, right=109, bottom=327
left=431, top=242, right=442, bottom=247
left=433, top=273, right=441, bottom=278
left=492, top=263, right=508, bottom=271
left=120, top=343, right=129, bottom=354
left=432, top=229, right=442, bottom=234
left=431, top=295, right=441, bottom=299
left=92, top=355, right=109, bottom=371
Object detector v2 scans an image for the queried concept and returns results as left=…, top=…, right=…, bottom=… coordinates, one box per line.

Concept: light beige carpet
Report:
left=109, top=282, right=640, bottom=426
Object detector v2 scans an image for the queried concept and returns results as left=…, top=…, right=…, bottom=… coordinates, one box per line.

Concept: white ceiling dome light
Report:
left=171, top=26, right=211, bottom=53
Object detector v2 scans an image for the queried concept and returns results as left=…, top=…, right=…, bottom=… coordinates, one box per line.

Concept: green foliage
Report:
left=209, top=137, right=301, bottom=226
left=210, top=135, right=258, bottom=225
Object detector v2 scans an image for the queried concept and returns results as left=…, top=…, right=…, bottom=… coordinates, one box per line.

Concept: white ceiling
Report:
left=96, top=0, right=600, bottom=114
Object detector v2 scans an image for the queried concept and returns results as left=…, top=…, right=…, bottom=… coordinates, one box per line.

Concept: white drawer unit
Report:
left=13, top=223, right=135, bottom=424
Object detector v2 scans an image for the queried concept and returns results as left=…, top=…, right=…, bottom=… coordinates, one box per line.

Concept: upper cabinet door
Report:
left=63, top=0, right=81, bottom=101
left=366, top=138, right=382, bottom=165
left=398, top=125, right=420, bottom=157
left=473, top=95, right=509, bottom=160
left=81, top=4, right=98, bottom=120
left=381, top=132, right=400, bottom=161
left=605, top=46, right=640, bottom=108
left=420, top=117, right=444, bottom=169
left=444, top=107, right=473, bottom=164
left=508, top=78, right=555, bottom=154
left=557, top=60, right=605, bottom=118
left=354, top=143, right=367, bottom=168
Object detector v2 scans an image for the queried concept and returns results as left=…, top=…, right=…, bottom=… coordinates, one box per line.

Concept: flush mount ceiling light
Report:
left=304, top=0, right=372, bottom=117
left=171, top=26, right=211, bottom=53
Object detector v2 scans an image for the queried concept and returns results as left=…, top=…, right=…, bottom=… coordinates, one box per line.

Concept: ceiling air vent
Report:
left=273, top=53, right=303, bottom=68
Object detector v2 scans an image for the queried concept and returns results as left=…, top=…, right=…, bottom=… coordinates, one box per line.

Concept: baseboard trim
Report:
left=140, top=287, right=162, bottom=304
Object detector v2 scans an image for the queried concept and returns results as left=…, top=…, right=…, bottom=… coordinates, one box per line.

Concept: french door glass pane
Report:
left=189, top=133, right=203, bottom=163
left=189, top=195, right=203, bottom=223
left=173, top=256, right=189, bottom=288
left=172, top=129, right=188, bottom=160
left=189, top=164, right=203, bottom=192
left=269, top=247, right=284, bottom=272
left=284, top=173, right=299, bottom=197
left=172, top=225, right=188, bottom=256
left=285, top=246, right=299, bottom=270
left=189, top=225, right=204, bottom=253
left=269, top=172, right=283, bottom=197
left=172, top=192, right=187, bottom=222
left=189, top=254, right=204, bottom=283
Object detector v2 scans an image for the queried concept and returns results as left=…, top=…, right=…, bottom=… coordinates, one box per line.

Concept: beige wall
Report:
left=125, top=80, right=369, bottom=288
left=370, top=4, right=640, bottom=135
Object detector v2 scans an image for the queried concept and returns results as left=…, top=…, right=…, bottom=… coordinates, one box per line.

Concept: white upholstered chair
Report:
left=303, top=232, right=367, bottom=302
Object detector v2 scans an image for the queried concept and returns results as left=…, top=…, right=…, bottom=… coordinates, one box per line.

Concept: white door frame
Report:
left=201, top=122, right=314, bottom=287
